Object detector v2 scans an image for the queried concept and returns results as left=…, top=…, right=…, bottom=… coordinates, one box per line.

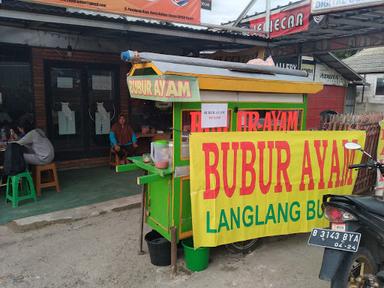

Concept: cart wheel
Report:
left=225, top=238, right=261, bottom=254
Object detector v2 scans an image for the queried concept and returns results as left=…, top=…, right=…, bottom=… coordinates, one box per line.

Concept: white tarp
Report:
left=95, top=102, right=110, bottom=135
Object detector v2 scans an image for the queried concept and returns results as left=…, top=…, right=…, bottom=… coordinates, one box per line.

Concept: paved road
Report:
left=0, top=208, right=329, bottom=288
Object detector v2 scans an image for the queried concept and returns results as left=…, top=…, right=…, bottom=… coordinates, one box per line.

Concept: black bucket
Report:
left=145, top=230, right=171, bottom=266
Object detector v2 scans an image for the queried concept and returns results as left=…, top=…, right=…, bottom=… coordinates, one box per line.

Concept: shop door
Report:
left=46, top=63, right=118, bottom=160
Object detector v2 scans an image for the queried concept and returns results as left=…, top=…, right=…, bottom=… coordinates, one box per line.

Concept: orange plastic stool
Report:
left=109, top=148, right=120, bottom=168
left=33, top=162, right=60, bottom=196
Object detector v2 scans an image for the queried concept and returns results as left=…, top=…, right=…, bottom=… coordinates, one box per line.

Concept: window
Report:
left=130, top=100, right=172, bottom=132
left=376, top=78, right=384, bottom=95
left=0, top=62, right=33, bottom=129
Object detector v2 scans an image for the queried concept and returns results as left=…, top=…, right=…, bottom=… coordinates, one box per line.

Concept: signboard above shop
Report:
left=311, top=0, right=384, bottom=15
left=314, top=63, right=348, bottom=87
left=22, top=0, right=201, bottom=24
left=243, top=1, right=310, bottom=39
left=301, top=57, right=348, bottom=87
left=274, top=56, right=300, bottom=70
left=271, top=56, right=348, bottom=87
left=201, top=0, right=212, bottom=10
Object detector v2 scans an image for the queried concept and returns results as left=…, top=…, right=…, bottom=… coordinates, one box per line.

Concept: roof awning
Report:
left=315, top=53, right=364, bottom=83
left=0, top=0, right=269, bottom=52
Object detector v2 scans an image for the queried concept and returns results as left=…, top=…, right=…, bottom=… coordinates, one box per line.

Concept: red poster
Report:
left=23, top=0, right=201, bottom=25
left=248, top=2, right=310, bottom=39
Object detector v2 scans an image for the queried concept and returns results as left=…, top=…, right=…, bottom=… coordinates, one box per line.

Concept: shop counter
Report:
left=117, top=156, right=174, bottom=241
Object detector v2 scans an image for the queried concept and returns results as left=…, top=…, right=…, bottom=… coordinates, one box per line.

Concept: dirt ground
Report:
left=0, top=208, right=328, bottom=288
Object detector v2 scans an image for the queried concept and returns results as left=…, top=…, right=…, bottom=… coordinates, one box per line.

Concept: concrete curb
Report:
left=7, top=194, right=141, bottom=232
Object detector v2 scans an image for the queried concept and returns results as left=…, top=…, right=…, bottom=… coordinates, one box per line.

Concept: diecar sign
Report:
left=190, top=131, right=366, bottom=248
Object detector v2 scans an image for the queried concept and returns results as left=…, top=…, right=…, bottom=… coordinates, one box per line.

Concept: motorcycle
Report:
left=308, top=142, right=384, bottom=288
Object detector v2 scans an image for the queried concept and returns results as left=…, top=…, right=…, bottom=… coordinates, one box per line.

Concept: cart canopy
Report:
left=125, top=52, right=323, bottom=102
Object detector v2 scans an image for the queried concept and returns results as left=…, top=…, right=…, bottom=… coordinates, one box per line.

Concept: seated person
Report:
left=16, top=115, right=55, bottom=165
left=109, top=114, right=138, bottom=164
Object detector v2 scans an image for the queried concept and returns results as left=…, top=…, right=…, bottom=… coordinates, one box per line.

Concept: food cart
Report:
left=118, top=51, right=323, bottom=270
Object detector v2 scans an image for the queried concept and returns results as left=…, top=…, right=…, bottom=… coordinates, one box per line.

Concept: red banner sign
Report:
left=23, top=0, right=201, bottom=25
left=247, top=2, right=310, bottom=39
left=188, top=110, right=301, bottom=133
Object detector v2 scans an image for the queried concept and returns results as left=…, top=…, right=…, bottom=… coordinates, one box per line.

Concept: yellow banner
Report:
left=378, top=120, right=384, bottom=162
left=190, top=131, right=366, bottom=248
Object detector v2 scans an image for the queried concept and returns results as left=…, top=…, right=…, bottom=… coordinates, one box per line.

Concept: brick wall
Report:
left=31, top=47, right=130, bottom=168
left=56, top=157, right=110, bottom=170
left=306, top=85, right=346, bottom=130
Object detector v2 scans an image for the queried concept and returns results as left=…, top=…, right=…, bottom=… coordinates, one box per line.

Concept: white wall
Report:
left=355, top=73, right=384, bottom=112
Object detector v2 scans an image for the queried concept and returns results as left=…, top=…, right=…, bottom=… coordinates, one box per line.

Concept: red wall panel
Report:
left=306, top=85, right=346, bottom=130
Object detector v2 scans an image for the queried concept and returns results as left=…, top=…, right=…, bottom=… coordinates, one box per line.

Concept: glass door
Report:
left=46, top=63, right=118, bottom=160
left=87, top=69, right=117, bottom=149
left=49, top=67, right=84, bottom=153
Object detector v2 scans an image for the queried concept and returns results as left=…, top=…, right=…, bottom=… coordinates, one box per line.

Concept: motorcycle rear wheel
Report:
left=331, top=247, right=377, bottom=288
left=225, top=238, right=260, bottom=254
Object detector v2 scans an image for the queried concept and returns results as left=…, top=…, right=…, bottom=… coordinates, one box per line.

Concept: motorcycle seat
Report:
left=346, top=196, right=384, bottom=217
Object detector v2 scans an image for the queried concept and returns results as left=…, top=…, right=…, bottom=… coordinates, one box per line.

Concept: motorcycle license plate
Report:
left=308, top=228, right=361, bottom=253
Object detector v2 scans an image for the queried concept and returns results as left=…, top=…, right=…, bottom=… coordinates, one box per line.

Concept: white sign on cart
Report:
left=201, top=103, right=228, bottom=129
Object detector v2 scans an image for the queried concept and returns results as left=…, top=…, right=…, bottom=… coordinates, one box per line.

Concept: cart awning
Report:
left=129, top=61, right=323, bottom=96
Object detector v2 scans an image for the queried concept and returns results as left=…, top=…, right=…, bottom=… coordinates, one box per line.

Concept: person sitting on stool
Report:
left=16, top=115, right=54, bottom=165
left=109, top=114, right=138, bottom=164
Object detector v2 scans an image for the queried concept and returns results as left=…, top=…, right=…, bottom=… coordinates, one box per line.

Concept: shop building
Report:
left=0, top=0, right=266, bottom=168
left=343, top=47, right=384, bottom=114
left=271, top=54, right=362, bottom=129
left=302, top=54, right=362, bottom=129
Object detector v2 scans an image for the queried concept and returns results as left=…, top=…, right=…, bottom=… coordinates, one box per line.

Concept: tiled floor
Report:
left=0, top=166, right=142, bottom=224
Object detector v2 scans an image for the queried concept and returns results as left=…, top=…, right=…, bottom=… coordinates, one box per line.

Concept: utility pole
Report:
left=265, top=0, right=271, bottom=38
left=231, top=0, right=259, bottom=27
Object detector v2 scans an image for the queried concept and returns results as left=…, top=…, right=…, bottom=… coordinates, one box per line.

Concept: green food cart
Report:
left=118, top=50, right=323, bottom=269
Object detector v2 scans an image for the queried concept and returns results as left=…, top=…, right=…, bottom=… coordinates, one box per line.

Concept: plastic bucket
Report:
left=182, top=238, right=209, bottom=272
left=145, top=230, right=171, bottom=266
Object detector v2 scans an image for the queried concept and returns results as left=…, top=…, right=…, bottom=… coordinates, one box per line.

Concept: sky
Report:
left=201, top=0, right=301, bottom=25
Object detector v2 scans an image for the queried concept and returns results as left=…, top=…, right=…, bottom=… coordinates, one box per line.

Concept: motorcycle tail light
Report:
left=324, top=206, right=357, bottom=222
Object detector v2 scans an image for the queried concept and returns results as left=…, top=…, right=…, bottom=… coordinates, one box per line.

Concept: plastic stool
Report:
left=33, top=162, right=60, bottom=197
left=5, top=171, right=37, bottom=208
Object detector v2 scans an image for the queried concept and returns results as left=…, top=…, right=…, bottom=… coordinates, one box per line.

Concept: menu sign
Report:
left=201, top=103, right=228, bottom=129
left=201, top=0, right=212, bottom=10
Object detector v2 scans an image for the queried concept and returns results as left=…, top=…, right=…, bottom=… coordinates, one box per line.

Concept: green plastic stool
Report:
left=5, top=171, right=37, bottom=208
